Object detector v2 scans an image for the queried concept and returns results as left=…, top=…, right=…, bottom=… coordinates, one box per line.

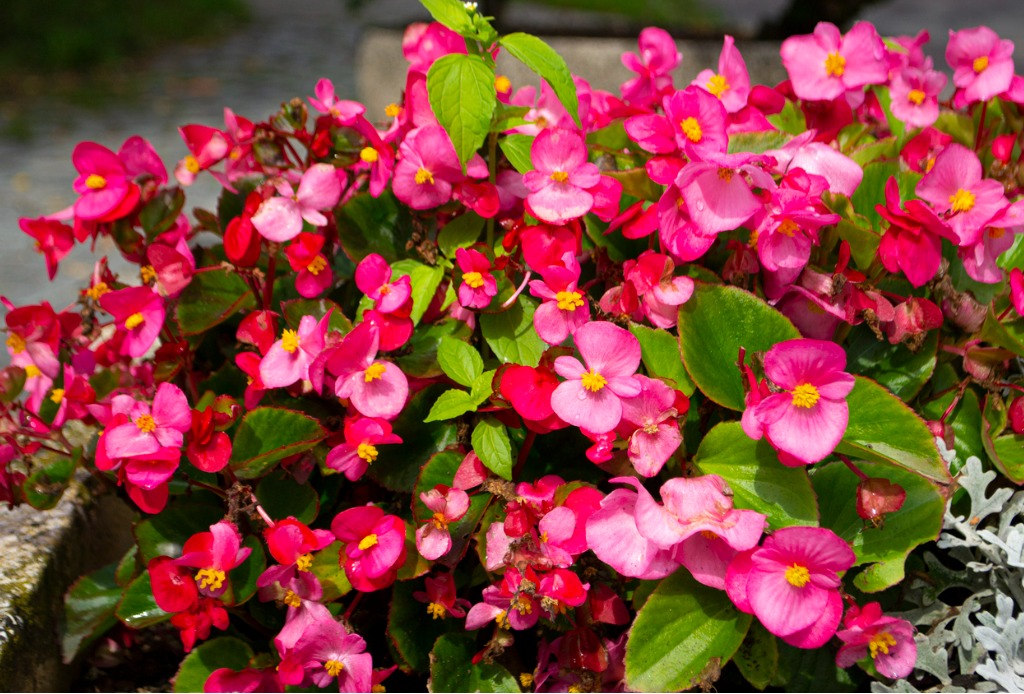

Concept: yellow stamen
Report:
left=539, top=531, right=549, bottom=543
left=196, top=567, right=226, bottom=591
left=568, top=686, right=583, bottom=694
left=306, top=255, right=328, bottom=276
left=357, top=442, right=379, bottom=462
left=495, top=610, right=511, bottom=629
left=431, top=512, right=448, bottom=530
left=183, top=155, right=201, bottom=175
left=283, top=589, right=302, bottom=608
left=281, top=329, right=300, bottom=354
left=973, top=55, right=989, bottom=73
left=24, top=364, right=41, bottom=379
left=701, top=530, right=719, bottom=540
left=949, top=188, right=976, bottom=213
left=550, top=170, right=569, bottom=183
left=825, top=52, right=846, bottom=77
left=707, top=73, right=730, bottom=98
left=140, top=265, right=157, bottom=283
left=791, top=383, right=820, bottom=409
left=358, top=534, right=378, bottom=551
left=784, top=564, right=810, bottom=588
left=360, top=147, right=379, bottom=164
left=427, top=602, right=447, bottom=619
left=125, top=312, right=145, bottom=331
left=6, top=334, right=26, bottom=354
left=86, top=282, right=110, bottom=300
left=415, top=167, right=434, bottom=185
left=495, top=75, right=512, bottom=94
left=555, top=290, right=584, bottom=311
left=385, top=103, right=402, bottom=118
left=777, top=219, right=799, bottom=237
left=85, top=174, right=107, bottom=190
left=925, top=157, right=936, bottom=173
left=296, top=553, right=314, bottom=572
left=520, top=673, right=534, bottom=687
left=372, top=686, right=386, bottom=693
left=643, top=422, right=659, bottom=434
left=513, top=594, right=533, bottom=615
left=135, top=414, right=157, bottom=433
left=681, top=116, right=703, bottom=143
left=364, top=362, right=386, bottom=382
left=324, top=659, right=345, bottom=677
left=717, top=167, right=734, bottom=182
left=907, top=89, right=926, bottom=105
left=463, top=271, right=485, bottom=289
left=990, top=227, right=1006, bottom=239
left=580, top=370, right=607, bottom=393
left=868, top=631, right=897, bottom=659
left=50, top=388, right=65, bottom=404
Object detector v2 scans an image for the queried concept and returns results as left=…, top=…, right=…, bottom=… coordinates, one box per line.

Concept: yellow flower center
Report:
left=85, top=174, right=107, bottom=190
left=50, top=388, right=65, bottom=404
left=495, top=74, right=512, bottom=94
left=6, top=334, right=26, bottom=354
left=140, top=265, right=157, bottom=284
left=196, top=567, right=226, bottom=591
left=364, top=362, right=386, bottom=382
left=495, top=610, right=511, bottom=629
left=296, top=553, right=314, bottom=572
left=949, top=188, right=976, bottom=213
left=784, top=564, right=810, bottom=588
left=777, top=219, right=800, bottom=237
left=463, top=271, right=485, bottom=289
left=907, top=89, right=926, bottom=105
left=825, top=51, right=846, bottom=77
left=306, top=255, right=328, bottom=276
left=358, top=533, right=378, bottom=551
left=973, top=55, right=989, bottom=73
left=555, top=290, right=584, bottom=311
left=520, top=673, right=535, bottom=687
left=24, top=364, right=41, bottom=379
left=431, top=511, right=448, bottom=530
left=281, top=329, right=300, bottom=354
left=415, top=167, right=434, bottom=185
left=385, top=103, right=401, bottom=118
left=125, top=312, right=145, bottom=331
left=643, top=422, right=659, bottom=435
left=868, top=631, right=897, bottom=659
left=580, top=369, right=607, bottom=393
left=86, top=282, right=110, bottom=300
left=791, top=383, right=820, bottom=409
left=283, top=589, right=302, bottom=608
left=183, top=155, right=201, bottom=174
left=135, top=414, right=157, bottom=433
left=357, top=442, right=379, bottom=462
left=680, top=116, right=703, bottom=143
left=324, top=659, right=345, bottom=677
left=717, top=167, right=734, bottom=182
left=513, top=594, right=533, bottom=615
left=427, top=602, right=447, bottom=619
left=706, top=73, right=730, bottom=98
left=360, top=147, right=379, bottom=164
left=550, top=170, right=569, bottom=183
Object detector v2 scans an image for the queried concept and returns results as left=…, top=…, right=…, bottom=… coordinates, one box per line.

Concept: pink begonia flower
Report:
left=876, top=176, right=951, bottom=288
left=415, top=485, right=471, bottom=561
left=413, top=573, right=471, bottom=619
left=537, top=568, right=589, bottom=618
left=354, top=253, right=411, bottom=314
left=947, top=26, right=1016, bottom=107
left=99, top=285, right=165, bottom=358
left=674, top=150, right=774, bottom=237
left=770, top=132, right=864, bottom=198
left=251, top=163, right=344, bottom=243
left=284, top=232, right=333, bottom=298
left=727, top=526, right=855, bottom=648
left=402, top=21, right=466, bottom=73
left=620, top=27, right=680, bottom=106
left=148, top=225, right=197, bottom=299
left=325, top=416, right=402, bottom=481
left=753, top=171, right=838, bottom=275
left=465, top=567, right=542, bottom=631
left=235, top=352, right=267, bottom=410
left=959, top=200, right=1023, bottom=283
left=353, top=129, right=395, bottom=198
left=917, top=143, right=1009, bottom=246
left=455, top=248, right=498, bottom=309
left=257, top=517, right=334, bottom=595
left=520, top=222, right=580, bottom=273
left=19, top=217, right=74, bottom=281
left=103, top=383, right=191, bottom=459
left=750, top=339, right=856, bottom=466
left=205, top=667, right=282, bottom=693
left=835, top=602, right=917, bottom=678
left=780, top=21, right=888, bottom=102
left=331, top=505, right=406, bottom=592
left=551, top=321, right=642, bottom=434
left=509, top=75, right=594, bottom=136
left=889, top=66, right=946, bottom=129
left=1012, top=268, right=1024, bottom=316
left=392, top=126, right=487, bottom=210
left=618, top=375, right=682, bottom=477
left=71, top=141, right=140, bottom=220
left=175, top=125, right=229, bottom=186
left=278, top=617, right=372, bottom=691
left=118, top=135, right=167, bottom=185
left=625, top=86, right=729, bottom=159
left=329, top=321, right=409, bottom=420
left=308, top=78, right=365, bottom=125
left=529, top=253, right=590, bottom=345
left=174, top=521, right=252, bottom=600
left=186, top=407, right=232, bottom=474
left=623, top=251, right=695, bottom=328
left=259, top=312, right=330, bottom=389
left=94, top=413, right=180, bottom=513
left=693, top=35, right=751, bottom=114
left=523, top=128, right=605, bottom=225
left=586, top=487, right=680, bottom=580
left=499, top=362, right=567, bottom=434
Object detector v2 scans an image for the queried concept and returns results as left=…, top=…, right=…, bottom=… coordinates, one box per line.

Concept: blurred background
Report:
left=1, top=0, right=1021, bottom=312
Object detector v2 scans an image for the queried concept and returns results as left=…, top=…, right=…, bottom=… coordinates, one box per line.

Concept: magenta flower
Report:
left=780, top=21, right=888, bottom=102
left=620, top=27, right=680, bottom=106
left=103, top=383, right=191, bottom=459
left=284, top=232, right=333, bottom=298
left=523, top=128, right=602, bottom=225
left=550, top=321, right=642, bottom=434
left=726, top=526, right=855, bottom=648
left=329, top=322, right=409, bottom=420
left=455, top=248, right=497, bottom=309
left=278, top=617, right=372, bottom=691
left=465, top=567, right=542, bottom=631
left=586, top=487, right=680, bottom=580
left=750, top=339, right=855, bottom=466
left=1012, top=268, right=1024, bottom=316
left=415, top=485, right=471, bottom=561
left=946, top=26, right=1016, bottom=106
left=529, top=253, right=590, bottom=345
left=413, top=573, right=471, bottom=619
left=308, top=77, right=365, bottom=125
left=876, top=176, right=950, bottom=288
left=392, top=126, right=484, bottom=210
left=618, top=375, right=682, bottom=477
left=259, top=313, right=330, bottom=389
left=354, top=253, right=411, bottom=314
left=675, top=150, right=774, bottom=237
left=251, top=164, right=344, bottom=243
left=173, top=521, right=252, bottom=599
left=331, top=505, right=406, bottom=592
left=836, top=602, right=917, bottom=678
left=916, top=143, right=1009, bottom=246
left=71, top=141, right=138, bottom=220
left=174, top=125, right=229, bottom=186
left=625, top=86, right=728, bottom=159
left=693, top=35, right=751, bottom=114
left=325, top=416, right=402, bottom=481
left=889, top=67, right=946, bottom=129
left=19, top=217, right=74, bottom=281
left=959, top=202, right=1021, bottom=284
left=99, top=286, right=165, bottom=358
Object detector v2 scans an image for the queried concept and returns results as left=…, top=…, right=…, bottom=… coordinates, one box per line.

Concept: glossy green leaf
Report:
left=225, top=536, right=264, bottom=606
left=430, top=633, right=521, bottom=692
left=140, top=187, right=185, bottom=237
left=175, top=267, right=256, bottom=336
left=391, top=259, right=445, bottom=326
left=133, top=498, right=224, bottom=563
left=396, top=320, right=471, bottom=380
left=981, top=307, right=1024, bottom=356
left=336, top=191, right=406, bottom=263
left=677, top=283, right=800, bottom=410
left=629, top=322, right=695, bottom=395
left=767, top=99, right=805, bottom=135
left=229, top=407, right=326, bottom=479
left=372, top=384, right=459, bottom=492
left=604, top=168, right=662, bottom=203
left=419, top=0, right=475, bottom=35
left=838, top=376, right=951, bottom=484
left=480, top=295, right=546, bottom=367
left=773, top=641, right=858, bottom=692
left=115, top=573, right=170, bottom=629
left=499, top=134, right=534, bottom=174
left=835, top=219, right=880, bottom=272
left=173, top=637, right=254, bottom=693
left=424, top=389, right=477, bottom=422
left=62, top=561, right=123, bottom=663
left=255, top=470, right=319, bottom=525
left=728, top=130, right=793, bottom=154
left=846, top=326, right=937, bottom=401
left=437, top=336, right=483, bottom=387
left=472, top=417, right=513, bottom=480
left=625, top=570, right=752, bottom=692
left=990, top=433, right=1024, bottom=484
left=22, top=453, right=75, bottom=510
left=437, top=212, right=484, bottom=258
left=732, top=621, right=778, bottom=691
left=851, top=161, right=899, bottom=232
left=693, top=422, right=819, bottom=528
left=427, top=53, right=496, bottom=167
left=853, top=556, right=907, bottom=593
left=500, top=32, right=579, bottom=127
left=281, top=298, right=352, bottom=335
left=311, top=541, right=352, bottom=602
left=388, top=579, right=458, bottom=673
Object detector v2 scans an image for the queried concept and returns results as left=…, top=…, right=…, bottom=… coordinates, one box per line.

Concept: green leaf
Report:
left=837, top=376, right=952, bottom=484
left=281, top=298, right=352, bottom=335
left=229, top=407, right=327, bottom=479
left=766, top=99, right=806, bottom=135
left=728, top=130, right=792, bottom=154
left=391, top=259, right=445, bottom=326
left=732, top=621, right=778, bottom=691
left=140, top=187, right=186, bottom=238
left=981, top=307, right=1024, bottom=356
left=934, top=110, right=975, bottom=147
left=693, top=422, right=819, bottom=529
left=255, top=470, right=319, bottom=525
left=625, top=570, right=752, bottom=692
left=336, top=191, right=407, bottom=263
left=424, top=389, right=477, bottom=422
left=472, top=418, right=513, bottom=480
left=62, top=562, right=123, bottom=663
left=990, top=433, right=1024, bottom=484
left=23, top=453, right=76, bottom=510
left=846, top=327, right=937, bottom=401
left=853, top=556, right=907, bottom=593
left=396, top=320, right=473, bottom=378
left=388, top=579, right=458, bottom=673
left=174, top=267, right=256, bottom=336
left=480, top=296, right=546, bottom=367
left=419, top=0, right=475, bottom=35
left=773, top=640, right=858, bottom=692
left=225, top=536, right=265, bottom=606
left=430, top=633, right=521, bottom=692
left=437, top=212, right=485, bottom=258
left=604, top=168, right=662, bottom=203
left=629, top=322, right=695, bottom=395
left=133, top=498, right=224, bottom=563
left=173, top=637, right=254, bottom=693
left=471, top=369, right=495, bottom=406
left=311, top=541, right=352, bottom=602
left=372, top=384, right=459, bottom=492
left=677, top=283, right=800, bottom=410
left=851, top=162, right=899, bottom=232
left=499, top=134, right=535, bottom=174
left=437, top=336, right=484, bottom=387
left=835, top=219, right=880, bottom=272
left=427, top=53, right=496, bottom=167
left=500, top=33, right=579, bottom=127
left=115, top=573, right=170, bottom=629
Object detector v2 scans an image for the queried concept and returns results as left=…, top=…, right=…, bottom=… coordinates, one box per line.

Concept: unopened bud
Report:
left=1010, top=396, right=1024, bottom=435
left=926, top=419, right=955, bottom=450
left=856, top=477, right=907, bottom=526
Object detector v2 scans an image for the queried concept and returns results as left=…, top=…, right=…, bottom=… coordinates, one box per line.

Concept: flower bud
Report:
left=856, top=477, right=907, bottom=525
left=926, top=419, right=955, bottom=450
left=1010, top=395, right=1024, bottom=435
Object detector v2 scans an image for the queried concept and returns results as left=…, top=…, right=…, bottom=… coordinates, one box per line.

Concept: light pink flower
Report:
left=99, top=285, right=165, bottom=358
left=278, top=617, right=372, bottom=691
left=392, top=126, right=485, bottom=210
left=529, top=253, right=590, bottom=345
left=674, top=150, right=774, bottom=237
left=523, top=128, right=602, bottom=225
left=325, top=417, right=402, bottom=481
left=103, top=383, right=191, bottom=459
left=780, top=22, right=888, bottom=102
left=889, top=67, right=946, bottom=129
left=693, top=35, right=751, bottom=113
left=618, top=375, right=682, bottom=477
left=959, top=201, right=1023, bottom=283
left=251, top=164, right=344, bottom=243
left=354, top=253, right=411, bottom=314
left=946, top=26, right=1015, bottom=106
left=415, top=485, right=471, bottom=561
left=586, top=487, right=680, bottom=580
left=916, top=143, right=1009, bottom=246
left=620, top=27, right=680, bottom=106
left=329, top=322, right=409, bottom=420
left=455, top=248, right=497, bottom=309
left=259, top=313, right=330, bottom=389
left=836, top=602, right=917, bottom=678
left=308, top=78, right=365, bottom=124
